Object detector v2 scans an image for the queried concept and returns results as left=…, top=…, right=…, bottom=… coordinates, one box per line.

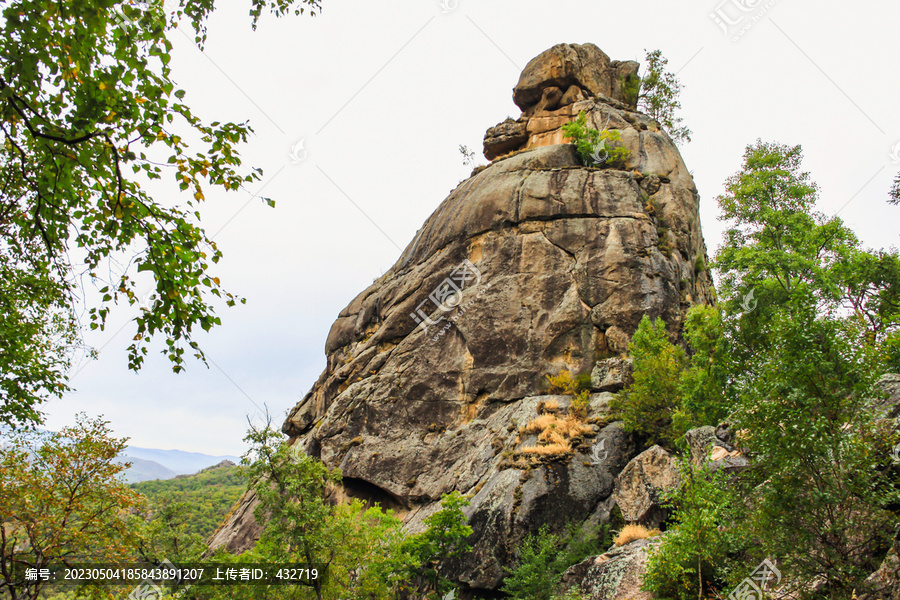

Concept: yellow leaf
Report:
left=194, top=190, right=205, bottom=201
left=99, top=82, right=107, bottom=90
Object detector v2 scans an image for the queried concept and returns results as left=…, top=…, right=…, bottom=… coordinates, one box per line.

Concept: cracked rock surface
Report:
left=211, top=44, right=714, bottom=594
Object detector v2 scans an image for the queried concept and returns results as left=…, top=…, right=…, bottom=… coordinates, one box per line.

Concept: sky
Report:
left=43, top=0, right=900, bottom=456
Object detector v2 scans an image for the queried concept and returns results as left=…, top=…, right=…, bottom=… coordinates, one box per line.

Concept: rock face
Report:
left=562, top=537, right=662, bottom=600
left=611, top=445, right=679, bottom=529
left=485, top=43, right=640, bottom=161
left=211, top=43, right=714, bottom=595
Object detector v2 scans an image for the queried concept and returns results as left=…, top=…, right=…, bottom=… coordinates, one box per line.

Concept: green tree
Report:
left=0, top=414, right=144, bottom=600
left=137, top=493, right=206, bottom=565
left=401, top=491, right=473, bottom=599
left=610, top=315, right=686, bottom=448
left=501, top=526, right=564, bottom=600
left=560, top=111, right=630, bottom=168
left=643, top=461, right=743, bottom=600
left=233, top=419, right=415, bottom=600
left=0, top=0, right=320, bottom=427
left=707, top=141, right=900, bottom=598
left=638, top=49, right=691, bottom=145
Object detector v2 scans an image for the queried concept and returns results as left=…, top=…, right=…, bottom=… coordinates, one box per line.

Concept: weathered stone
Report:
left=483, top=117, right=529, bottom=161
left=857, top=547, right=900, bottom=600
left=214, top=44, right=716, bottom=594
left=873, top=373, right=900, bottom=419
left=684, top=426, right=718, bottom=466
left=560, top=84, right=588, bottom=107
left=591, top=357, right=634, bottom=393
left=204, top=489, right=261, bottom=556
left=612, top=445, right=679, bottom=528
left=562, top=537, right=662, bottom=600
left=513, top=43, right=636, bottom=112
left=683, top=425, right=749, bottom=474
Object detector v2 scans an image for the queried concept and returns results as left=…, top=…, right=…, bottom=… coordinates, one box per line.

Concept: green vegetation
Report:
left=561, top=112, right=629, bottom=168
left=609, top=307, right=728, bottom=450
left=501, top=523, right=611, bottom=600
left=0, top=0, right=321, bottom=427
left=0, top=415, right=144, bottom=600
left=638, top=141, right=900, bottom=600
left=638, top=49, right=692, bottom=145
left=131, top=461, right=245, bottom=541
left=643, top=462, right=742, bottom=600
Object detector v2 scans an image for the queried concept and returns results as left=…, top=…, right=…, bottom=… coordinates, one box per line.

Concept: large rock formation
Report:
left=212, top=43, right=714, bottom=595
left=485, top=43, right=640, bottom=161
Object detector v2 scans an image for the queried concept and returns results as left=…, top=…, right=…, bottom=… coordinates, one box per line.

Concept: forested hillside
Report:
left=131, top=461, right=245, bottom=540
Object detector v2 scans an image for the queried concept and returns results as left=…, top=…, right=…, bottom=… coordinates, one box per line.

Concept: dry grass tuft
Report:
left=537, top=399, right=560, bottom=414
left=522, top=414, right=557, bottom=434
left=613, top=524, right=661, bottom=547
left=520, top=440, right=572, bottom=455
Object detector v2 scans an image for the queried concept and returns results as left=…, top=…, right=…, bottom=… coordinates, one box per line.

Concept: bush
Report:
left=561, top=112, right=629, bottom=168
left=609, top=315, right=685, bottom=448
left=643, top=462, right=743, bottom=600
left=502, top=523, right=611, bottom=600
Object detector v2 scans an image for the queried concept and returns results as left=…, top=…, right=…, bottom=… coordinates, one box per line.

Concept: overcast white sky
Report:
left=43, top=0, right=900, bottom=456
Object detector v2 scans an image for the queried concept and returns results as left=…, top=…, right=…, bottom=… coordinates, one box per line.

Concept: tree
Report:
left=0, top=0, right=320, bottom=427
left=0, top=414, right=144, bottom=600
left=704, top=141, right=900, bottom=598
left=235, top=418, right=417, bottom=600
left=137, top=493, right=206, bottom=565
left=609, top=315, right=686, bottom=448
left=638, top=49, right=692, bottom=145
left=401, top=491, right=474, bottom=599
left=714, top=141, right=900, bottom=366
left=643, top=461, right=743, bottom=600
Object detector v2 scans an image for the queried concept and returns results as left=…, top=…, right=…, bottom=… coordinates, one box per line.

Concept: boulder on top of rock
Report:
left=513, top=43, right=639, bottom=112
left=612, top=445, right=679, bottom=529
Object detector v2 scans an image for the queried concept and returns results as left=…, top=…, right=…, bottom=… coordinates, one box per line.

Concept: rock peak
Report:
left=485, top=43, right=640, bottom=161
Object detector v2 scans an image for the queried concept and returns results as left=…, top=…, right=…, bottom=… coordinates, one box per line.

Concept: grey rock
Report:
left=563, top=537, right=662, bottom=600
left=513, top=43, right=636, bottom=111
left=591, top=357, right=634, bottom=393
left=214, top=45, right=716, bottom=593
left=684, top=426, right=718, bottom=466
left=612, top=445, right=679, bottom=528
left=483, top=117, right=529, bottom=161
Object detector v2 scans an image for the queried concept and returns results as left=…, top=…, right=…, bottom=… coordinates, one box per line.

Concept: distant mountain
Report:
left=123, top=446, right=241, bottom=476
left=117, top=456, right=177, bottom=483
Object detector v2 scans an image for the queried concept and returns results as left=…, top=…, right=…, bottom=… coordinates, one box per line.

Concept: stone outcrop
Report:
left=684, top=424, right=750, bottom=474
left=485, top=43, right=640, bottom=161
left=562, top=537, right=663, bottom=600
left=611, top=445, right=679, bottom=529
left=211, top=43, right=714, bottom=595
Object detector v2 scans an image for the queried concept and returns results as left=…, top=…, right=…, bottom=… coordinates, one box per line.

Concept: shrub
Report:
left=609, top=315, right=685, bottom=448
left=502, top=523, right=611, bottom=600
left=643, top=461, right=742, bottom=600
left=561, top=112, right=629, bottom=168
